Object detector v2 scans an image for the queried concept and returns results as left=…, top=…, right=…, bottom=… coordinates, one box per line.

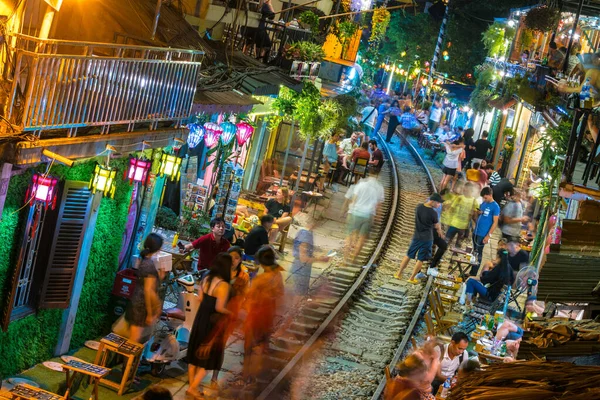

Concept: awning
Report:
left=489, top=97, right=517, bottom=110
left=440, top=83, right=474, bottom=104
left=191, top=91, right=262, bottom=114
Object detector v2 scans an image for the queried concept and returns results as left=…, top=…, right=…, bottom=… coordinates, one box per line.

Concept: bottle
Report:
left=172, top=232, right=179, bottom=248
left=440, top=377, right=451, bottom=398
left=499, top=342, right=508, bottom=357
left=580, top=78, right=591, bottom=108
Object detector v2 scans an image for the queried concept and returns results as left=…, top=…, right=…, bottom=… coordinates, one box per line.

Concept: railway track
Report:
left=245, top=133, right=437, bottom=400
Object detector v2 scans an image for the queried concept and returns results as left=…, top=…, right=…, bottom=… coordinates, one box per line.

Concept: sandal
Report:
left=185, top=389, right=205, bottom=399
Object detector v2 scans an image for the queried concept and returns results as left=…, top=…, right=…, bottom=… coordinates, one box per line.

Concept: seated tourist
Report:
left=431, top=332, right=470, bottom=394
left=507, top=241, right=530, bottom=272
left=464, top=250, right=514, bottom=305
left=244, top=214, right=274, bottom=258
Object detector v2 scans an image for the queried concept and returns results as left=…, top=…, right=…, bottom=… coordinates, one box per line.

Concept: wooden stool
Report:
left=62, top=360, right=110, bottom=400
left=94, top=333, right=144, bottom=395
left=8, top=384, right=64, bottom=400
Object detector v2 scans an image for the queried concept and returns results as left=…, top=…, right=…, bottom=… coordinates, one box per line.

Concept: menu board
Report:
left=212, top=162, right=244, bottom=229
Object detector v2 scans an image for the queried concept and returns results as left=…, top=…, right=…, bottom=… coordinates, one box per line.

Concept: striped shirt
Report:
left=489, top=171, right=501, bottom=187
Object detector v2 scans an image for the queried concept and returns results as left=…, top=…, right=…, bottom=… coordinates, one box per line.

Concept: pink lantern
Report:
left=203, top=122, right=223, bottom=148
left=27, top=173, right=59, bottom=209
left=236, top=121, right=255, bottom=146
left=126, top=157, right=152, bottom=185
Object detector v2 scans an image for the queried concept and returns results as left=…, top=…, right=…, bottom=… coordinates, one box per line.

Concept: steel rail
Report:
left=370, top=131, right=439, bottom=400
left=256, top=133, right=401, bottom=400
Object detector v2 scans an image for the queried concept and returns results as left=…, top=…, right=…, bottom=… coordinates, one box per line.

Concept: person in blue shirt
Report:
left=373, top=99, right=390, bottom=135
left=472, top=186, right=500, bottom=275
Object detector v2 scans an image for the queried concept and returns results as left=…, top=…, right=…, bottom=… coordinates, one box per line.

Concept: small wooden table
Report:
left=62, top=360, right=110, bottom=400
left=94, top=333, right=144, bottom=396
left=8, top=385, right=64, bottom=400
left=302, top=191, right=324, bottom=216
left=449, top=248, right=478, bottom=280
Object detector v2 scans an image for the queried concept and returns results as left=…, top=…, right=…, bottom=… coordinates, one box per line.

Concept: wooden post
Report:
left=0, top=163, right=13, bottom=218
left=54, top=192, right=102, bottom=356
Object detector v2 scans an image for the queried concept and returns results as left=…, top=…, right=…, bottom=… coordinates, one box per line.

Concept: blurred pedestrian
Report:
left=384, top=353, right=430, bottom=400
left=385, top=100, right=402, bottom=143
left=374, top=99, right=391, bottom=135
left=242, top=246, right=284, bottom=385
left=471, top=131, right=492, bottom=166
left=186, top=253, right=232, bottom=399
left=343, top=176, right=385, bottom=262
left=321, top=130, right=342, bottom=190
left=210, top=247, right=249, bottom=387
left=125, top=233, right=164, bottom=343
left=445, top=183, right=478, bottom=248
left=500, top=191, right=529, bottom=243
left=395, top=194, right=444, bottom=283
left=289, top=214, right=331, bottom=295
left=360, top=99, right=379, bottom=137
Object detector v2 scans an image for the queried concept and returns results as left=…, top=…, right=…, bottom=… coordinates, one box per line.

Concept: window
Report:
left=2, top=181, right=96, bottom=330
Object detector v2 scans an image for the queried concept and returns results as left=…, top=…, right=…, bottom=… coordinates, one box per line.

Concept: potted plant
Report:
left=283, top=41, right=325, bottom=79
left=524, top=6, right=560, bottom=33
left=298, top=11, right=319, bottom=34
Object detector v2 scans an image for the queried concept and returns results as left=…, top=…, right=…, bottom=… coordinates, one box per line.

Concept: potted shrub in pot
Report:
left=283, top=41, right=325, bottom=80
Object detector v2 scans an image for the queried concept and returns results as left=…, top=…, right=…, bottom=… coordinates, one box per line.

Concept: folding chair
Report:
left=428, top=292, right=461, bottom=335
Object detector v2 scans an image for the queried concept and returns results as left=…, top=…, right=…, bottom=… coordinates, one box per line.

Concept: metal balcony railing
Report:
left=5, top=34, right=204, bottom=136
left=223, top=21, right=313, bottom=65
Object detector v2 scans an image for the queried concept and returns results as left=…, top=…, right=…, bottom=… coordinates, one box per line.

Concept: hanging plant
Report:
left=369, top=7, right=390, bottom=47
left=520, top=29, right=534, bottom=51
left=524, top=6, right=560, bottom=33
left=299, top=11, right=319, bottom=34
left=482, top=22, right=510, bottom=58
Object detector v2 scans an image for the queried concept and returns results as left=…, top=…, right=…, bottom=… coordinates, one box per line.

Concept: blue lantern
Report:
left=187, top=123, right=205, bottom=149
left=220, top=122, right=237, bottom=146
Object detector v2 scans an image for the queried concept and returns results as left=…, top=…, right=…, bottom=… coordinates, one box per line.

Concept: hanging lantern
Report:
left=220, top=122, right=237, bottom=146
left=236, top=121, right=255, bottom=146
left=203, top=122, right=222, bottom=148
left=159, top=153, right=182, bottom=182
left=27, top=173, right=59, bottom=209
left=90, top=164, right=117, bottom=198
left=126, top=157, right=152, bottom=184
left=186, top=123, right=205, bottom=149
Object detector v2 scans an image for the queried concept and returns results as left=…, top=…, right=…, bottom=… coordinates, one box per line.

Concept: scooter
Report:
left=144, top=274, right=201, bottom=376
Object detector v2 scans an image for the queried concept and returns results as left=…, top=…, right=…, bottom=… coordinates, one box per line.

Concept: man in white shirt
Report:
left=428, top=99, right=442, bottom=133
left=343, top=176, right=384, bottom=262
left=432, top=332, right=469, bottom=393
left=360, top=100, right=378, bottom=137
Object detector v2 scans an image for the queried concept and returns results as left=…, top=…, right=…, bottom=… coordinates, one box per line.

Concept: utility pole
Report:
left=428, top=0, right=450, bottom=91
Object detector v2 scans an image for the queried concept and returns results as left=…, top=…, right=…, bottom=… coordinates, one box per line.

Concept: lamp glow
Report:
left=28, top=173, right=59, bottom=209
left=90, top=164, right=117, bottom=198
left=159, top=153, right=182, bottom=182
left=236, top=121, right=255, bottom=146
left=187, top=123, right=205, bottom=149
left=203, top=122, right=223, bottom=148
left=220, top=122, right=237, bottom=146
left=126, top=157, right=152, bottom=184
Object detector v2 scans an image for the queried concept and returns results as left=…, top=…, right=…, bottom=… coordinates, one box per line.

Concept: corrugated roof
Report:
left=51, top=0, right=214, bottom=57
left=202, top=41, right=304, bottom=95
left=191, top=91, right=262, bottom=114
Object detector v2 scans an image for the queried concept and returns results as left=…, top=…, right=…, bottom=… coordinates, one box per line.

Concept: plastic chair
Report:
left=346, top=158, right=369, bottom=185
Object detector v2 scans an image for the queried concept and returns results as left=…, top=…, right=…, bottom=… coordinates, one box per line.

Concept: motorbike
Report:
left=144, top=274, right=201, bottom=376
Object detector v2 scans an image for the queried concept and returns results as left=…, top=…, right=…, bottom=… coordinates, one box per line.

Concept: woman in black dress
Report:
left=125, top=233, right=164, bottom=343
left=385, top=100, right=401, bottom=143
left=186, top=253, right=232, bottom=398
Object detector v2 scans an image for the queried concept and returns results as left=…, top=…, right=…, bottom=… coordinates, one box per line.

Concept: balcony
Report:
left=223, top=20, right=314, bottom=67
left=3, top=34, right=204, bottom=137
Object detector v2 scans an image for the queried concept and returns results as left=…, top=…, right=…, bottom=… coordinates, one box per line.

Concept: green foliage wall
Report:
left=0, top=158, right=133, bottom=378
left=0, top=171, right=64, bottom=378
